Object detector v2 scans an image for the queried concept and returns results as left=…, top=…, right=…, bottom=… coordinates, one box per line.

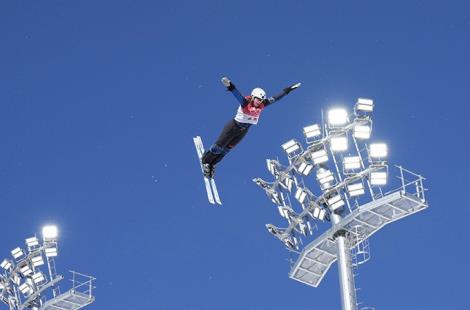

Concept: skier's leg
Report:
left=202, top=119, right=240, bottom=166
left=211, top=123, right=250, bottom=166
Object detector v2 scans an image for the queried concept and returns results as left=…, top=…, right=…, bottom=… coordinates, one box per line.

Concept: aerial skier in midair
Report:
left=202, top=76, right=301, bottom=178
left=194, top=76, right=301, bottom=205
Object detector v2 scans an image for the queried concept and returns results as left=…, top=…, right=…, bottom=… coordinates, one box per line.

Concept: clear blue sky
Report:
left=1, top=1, right=468, bottom=309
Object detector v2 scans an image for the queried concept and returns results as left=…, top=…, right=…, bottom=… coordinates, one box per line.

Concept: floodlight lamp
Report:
left=42, top=225, right=58, bottom=240
left=25, top=237, right=39, bottom=248
left=31, top=255, right=44, bottom=267
left=297, top=162, right=314, bottom=176
left=311, top=149, right=328, bottom=165
left=355, top=98, right=374, bottom=113
left=295, top=188, right=307, bottom=204
left=343, top=156, right=361, bottom=171
left=283, top=177, right=293, bottom=192
left=312, top=207, right=321, bottom=219
left=303, top=124, right=322, bottom=139
left=278, top=206, right=290, bottom=219
left=327, top=194, right=345, bottom=211
left=0, top=259, right=12, bottom=271
left=281, top=139, right=301, bottom=156
left=353, top=124, right=371, bottom=139
left=369, top=143, right=388, bottom=158
left=347, top=182, right=365, bottom=197
left=19, top=283, right=32, bottom=296
left=19, top=264, right=33, bottom=276
left=370, top=171, right=387, bottom=186
left=11, top=247, right=24, bottom=260
left=32, top=272, right=45, bottom=285
left=316, top=168, right=335, bottom=189
left=45, top=246, right=58, bottom=258
left=328, top=108, right=348, bottom=127
left=330, top=136, right=348, bottom=152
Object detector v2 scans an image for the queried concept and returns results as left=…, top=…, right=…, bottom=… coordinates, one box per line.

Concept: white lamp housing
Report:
left=25, top=237, right=39, bottom=248
left=31, top=255, right=44, bottom=267
left=266, top=159, right=276, bottom=176
left=347, top=182, right=365, bottom=197
left=370, top=143, right=388, bottom=158
left=295, top=188, right=308, bottom=204
left=330, top=136, right=348, bottom=152
left=328, top=108, right=348, bottom=127
left=343, top=156, right=361, bottom=171
left=311, top=149, right=328, bottom=165
left=327, top=194, right=345, bottom=211
left=353, top=124, right=371, bottom=139
left=283, top=177, right=293, bottom=192
left=278, top=206, right=290, bottom=219
left=312, top=207, right=327, bottom=221
left=355, top=98, right=374, bottom=113
left=42, top=225, right=58, bottom=240
left=0, top=259, right=12, bottom=271
left=317, top=169, right=335, bottom=190
left=281, top=139, right=302, bottom=157
left=32, top=272, right=45, bottom=285
left=45, top=246, right=58, bottom=258
left=11, top=247, right=24, bottom=260
left=19, top=283, right=33, bottom=296
left=303, top=124, right=322, bottom=139
left=19, top=264, right=33, bottom=276
left=297, top=162, right=314, bottom=176
left=370, top=171, right=387, bottom=185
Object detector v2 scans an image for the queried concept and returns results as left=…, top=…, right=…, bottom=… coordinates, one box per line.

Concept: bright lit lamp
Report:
left=328, top=108, right=348, bottom=126
left=370, top=171, right=387, bottom=185
left=347, top=182, right=365, bottom=197
left=330, top=136, right=348, bottom=152
left=370, top=143, right=387, bottom=158
left=353, top=124, right=371, bottom=139
left=343, top=156, right=361, bottom=170
left=317, top=168, right=335, bottom=190
left=311, top=149, right=328, bottom=165
left=42, top=225, right=58, bottom=240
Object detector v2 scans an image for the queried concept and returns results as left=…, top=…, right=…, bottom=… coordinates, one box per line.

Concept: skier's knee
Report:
left=209, top=144, right=224, bottom=154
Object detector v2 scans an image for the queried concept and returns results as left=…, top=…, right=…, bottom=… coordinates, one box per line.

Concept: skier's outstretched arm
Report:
left=264, top=82, right=301, bottom=107
left=221, top=77, right=248, bottom=106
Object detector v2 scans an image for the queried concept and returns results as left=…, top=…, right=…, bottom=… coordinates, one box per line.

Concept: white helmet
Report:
left=251, top=88, right=266, bottom=100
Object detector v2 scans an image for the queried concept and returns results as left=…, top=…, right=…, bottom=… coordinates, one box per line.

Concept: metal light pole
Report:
left=0, top=226, right=96, bottom=310
left=254, top=98, right=428, bottom=310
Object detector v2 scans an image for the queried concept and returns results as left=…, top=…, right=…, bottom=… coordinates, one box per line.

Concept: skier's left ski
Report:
left=193, top=136, right=222, bottom=205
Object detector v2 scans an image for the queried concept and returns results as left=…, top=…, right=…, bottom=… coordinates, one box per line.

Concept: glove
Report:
left=283, top=82, right=301, bottom=94
left=221, top=77, right=231, bottom=87
left=221, top=76, right=235, bottom=91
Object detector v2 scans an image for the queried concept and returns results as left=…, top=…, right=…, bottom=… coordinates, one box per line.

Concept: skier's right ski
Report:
left=193, top=136, right=218, bottom=205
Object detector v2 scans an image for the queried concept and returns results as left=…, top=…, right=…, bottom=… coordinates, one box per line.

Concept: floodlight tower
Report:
left=254, top=98, right=428, bottom=310
left=0, top=225, right=96, bottom=310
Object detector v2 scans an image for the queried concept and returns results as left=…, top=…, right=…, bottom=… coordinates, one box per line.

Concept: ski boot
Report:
left=203, top=163, right=215, bottom=179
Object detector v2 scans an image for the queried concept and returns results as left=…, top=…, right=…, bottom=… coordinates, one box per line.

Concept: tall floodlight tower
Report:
left=0, top=225, right=96, bottom=310
left=254, top=98, right=428, bottom=310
